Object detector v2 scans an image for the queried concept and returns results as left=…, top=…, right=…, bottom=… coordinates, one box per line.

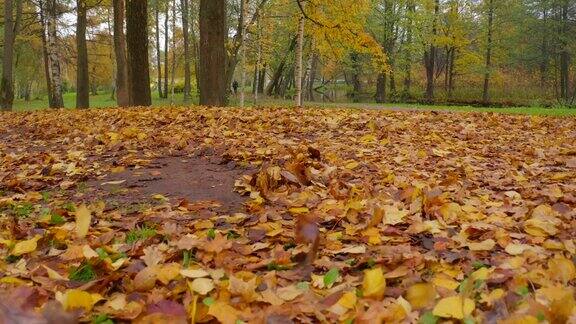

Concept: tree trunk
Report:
left=170, top=0, right=176, bottom=104
left=189, top=0, right=200, bottom=96
left=402, top=1, right=415, bottom=99
left=295, top=10, right=305, bottom=107
left=199, top=0, right=227, bottom=106
left=113, top=0, right=130, bottom=106
left=155, top=0, right=163, bottom=99
left=540, top=6, right=549, bottom=88
left=349, top=53, right=362, bottom=103
left=46, top=0, right=64, bottom=108
left=559, top=1, right=570, bottom=103
left=482, top=0, right=494, bottom=104
left=266, top=37, right=297, bottom=96
left=448, top=48, right=456, bottom=98
left=254, top=13, right=262, bottom=105
left=38, top=1, right=54, bottom=107
left=76, top=0, right=90, bottom=109
left=181, top=0, right=192, bottom=103
left=0, top=0, right=22, bottom=111
left=258, top=64, right=266, bottom=94
left=163, top=3, right=169, bottom=99
left=239, top=0, right=247, bottom=107
left=424, top=0, right=439, bottom=103
left=306, top=53, right=318, bottom=101
left=126, top=0, right=152, bottom=106
left=376, top=73, right=386, bottom=103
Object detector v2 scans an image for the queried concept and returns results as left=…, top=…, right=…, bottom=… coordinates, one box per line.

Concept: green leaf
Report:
left=366, top=258, right=376, bottom=269
left=283, top=241, right=296, bottom=250
left=202, top=297, right=215, bottom=306
left=226, top=230, right=241, bottom=239
left=69, top=263, right=97, bottom=282
left=463, top=317, right=476, bottom=324
left=207, top=228, right=216, bottom=239
left=296, top=281, right=309, bottom=290
left=50, top=213, right=66, bottom=225
left=183, top=250, right=191, bottom=268
left=324, top=268, right=340, bottom=287
left=472, top=260, right=487, bottom=269
left=419, top=311, right=438, bottom=324
left=93, top=314, right=114, bottom=324
left=458, top=278, right=470, bottom=294
left=95, top=247, right=109, bottom=260
left=13, top=202, right=34, bottom=218
left=516, top=286, right=530, bottom=297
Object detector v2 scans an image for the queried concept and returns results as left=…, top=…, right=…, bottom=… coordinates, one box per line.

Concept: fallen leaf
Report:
left=11, top=235, right=42, bottom=256
left=189, top=278, right=215, bottom=295
left=406, top=283, right=436, bottom=309
left=362, top=267, right=386, bottom=299
left=432, top=295, right=475, bottom=320
left=75, top=205, right=91, bottom=238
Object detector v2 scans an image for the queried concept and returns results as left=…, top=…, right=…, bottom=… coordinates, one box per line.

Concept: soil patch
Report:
left=86, top=155, right=251, bottom=213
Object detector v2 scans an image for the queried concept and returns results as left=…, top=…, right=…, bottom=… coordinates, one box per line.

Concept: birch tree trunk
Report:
left=46, top=0, right=64, bottom=108
left=113, top=0, right=130, bottom=106
left=295, top=10, right=305, bottom=107
left=76, top=0, right=90, bottom=109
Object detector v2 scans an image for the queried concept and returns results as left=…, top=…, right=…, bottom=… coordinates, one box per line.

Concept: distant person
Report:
left=232, top=80, right=239, bottom=95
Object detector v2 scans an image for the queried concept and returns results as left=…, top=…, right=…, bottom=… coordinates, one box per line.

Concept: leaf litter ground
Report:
left=0, top=107, right=575, bottom=323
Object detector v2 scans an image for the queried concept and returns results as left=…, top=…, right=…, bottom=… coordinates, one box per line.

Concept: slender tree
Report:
left=37, top=0, right=54, bottom=107
left=199, top=0, right=227, bottom=106
left=295, top=8, right=305, bottom=107
left=163, top=2, right=169, bottom=98
left=126, top=0, right=152, bottom=106
left=113, top=0, right=130, bottom=106
left=254, top=13, right=262, bottom=105
left=424, top=0, right=440, bottom=102
left=169, top=0, right=176, bottom=104
left=239, top=0, right=247, bottom=107
left=181, top=0, right=192, bottom=103
left=46, top=0, right=64, bottom=108
left=0, top=0, right=23, bottom=111
left=155, top=0, right=164, bottom=98
left=482, top=0, right=494, bottom=104
left=559, top=0, right=570, bottom=103
left=76, top=0, right=90, bottom=108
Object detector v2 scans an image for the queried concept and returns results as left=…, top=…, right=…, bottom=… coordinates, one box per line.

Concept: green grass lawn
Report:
left=11, top=92, right=576, bottom=116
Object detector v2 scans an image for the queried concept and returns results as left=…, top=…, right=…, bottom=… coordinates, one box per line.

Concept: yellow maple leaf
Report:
left=12, top=235, right=42, bottom=256
left=59, top=289, right=103, bottom=311
left=75, top=204, right=92, bottom=238
left=362, top=267, right=386, bottom=299
left=208, top=301, right=240, bottom=324
left=548, top=256, right=576, bottom=284
left=406, top=283, right=436, bottom=309
left=433, top=295, right=475, bottom=320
